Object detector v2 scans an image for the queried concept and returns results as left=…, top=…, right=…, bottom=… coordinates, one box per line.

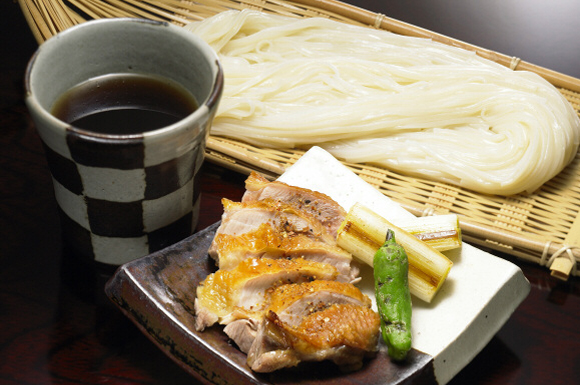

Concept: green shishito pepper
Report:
left=373, top=229, right=412, bottom=361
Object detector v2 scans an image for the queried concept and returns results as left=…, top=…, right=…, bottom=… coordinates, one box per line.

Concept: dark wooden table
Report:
left=2, top=1, right=579, bottom=384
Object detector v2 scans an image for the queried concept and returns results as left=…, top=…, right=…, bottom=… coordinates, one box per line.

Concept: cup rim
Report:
left=25, top=17, right=223, bottom=142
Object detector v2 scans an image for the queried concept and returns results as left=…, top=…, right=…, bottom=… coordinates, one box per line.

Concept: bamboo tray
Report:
left=18, top=0, right=580, bottom=280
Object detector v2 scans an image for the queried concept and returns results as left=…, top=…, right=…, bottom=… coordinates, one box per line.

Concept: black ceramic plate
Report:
left=105, top=222, right=436, bottom=385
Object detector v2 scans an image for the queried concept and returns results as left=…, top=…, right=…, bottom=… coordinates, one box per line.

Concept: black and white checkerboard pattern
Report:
left=43, top=126, right=204, bottom=266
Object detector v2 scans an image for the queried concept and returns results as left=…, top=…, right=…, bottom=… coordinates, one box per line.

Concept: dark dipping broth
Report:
left=51, top=73, right=199, bottom=135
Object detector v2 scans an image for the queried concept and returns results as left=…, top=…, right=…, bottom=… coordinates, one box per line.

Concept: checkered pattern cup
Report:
left=25, top=18, right=223, bottom=267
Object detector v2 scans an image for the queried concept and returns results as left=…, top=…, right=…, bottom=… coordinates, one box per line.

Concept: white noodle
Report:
left=184, top=10, right=580, bottom=195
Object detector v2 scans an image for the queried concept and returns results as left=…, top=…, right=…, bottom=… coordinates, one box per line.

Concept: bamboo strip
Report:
left=18, top=0, right=50, bottom=42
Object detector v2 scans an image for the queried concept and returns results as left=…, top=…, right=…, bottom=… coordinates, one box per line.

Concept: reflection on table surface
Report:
left=1, top=1, right=579, bottom=384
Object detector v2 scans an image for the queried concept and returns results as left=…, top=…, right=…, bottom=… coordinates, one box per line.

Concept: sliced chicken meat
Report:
left=224, top=280, right=373, bottom=354
left=208, top=198, right=336, bottom=260
left=266, top=280, right=373, bottom=327
left=211, top=222, right=358, bottom=282
left=247, top=303, right=380, bottom=372
left=243, top=172, right=346, bottom=238
left=195, top=173, right=381, bottom=373
left=244, top=280, right=379, bottom=372
left=194, top=257, right=338, bottom=332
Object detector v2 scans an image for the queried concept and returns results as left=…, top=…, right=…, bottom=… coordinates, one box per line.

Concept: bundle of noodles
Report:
left=184, top=10, right=580, bottom=195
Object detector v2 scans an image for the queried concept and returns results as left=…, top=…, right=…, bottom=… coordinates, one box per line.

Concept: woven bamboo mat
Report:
left=18, top=0, right=580, bottom=280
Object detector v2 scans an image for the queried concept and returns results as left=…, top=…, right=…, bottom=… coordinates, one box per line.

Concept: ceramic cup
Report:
left=25, top=18, right=223, bottom=267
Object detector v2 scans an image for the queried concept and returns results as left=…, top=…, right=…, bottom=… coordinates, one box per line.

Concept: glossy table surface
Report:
left=1, top=1, right=579, bottom=384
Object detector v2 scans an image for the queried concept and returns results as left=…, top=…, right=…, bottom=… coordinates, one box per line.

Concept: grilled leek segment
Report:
left=396, top=214, right=462, bottom=252
left=337, top=203, right=455, bottom=303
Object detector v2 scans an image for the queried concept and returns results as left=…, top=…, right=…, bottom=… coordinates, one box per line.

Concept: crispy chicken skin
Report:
left=267, top=280, right=372, bottom=327
left=222, top=280, right=375, bottom=354
left=244, top=280, right=379, bottom=372
left=211, top=222, right=358, bottom=282
left=243, top=172, right=346, bottom=238
left=247, top=304, right=380, bottom=372
left=194, top=257, right=339, bottom=331
left=208, top=199, right=336, bottom=259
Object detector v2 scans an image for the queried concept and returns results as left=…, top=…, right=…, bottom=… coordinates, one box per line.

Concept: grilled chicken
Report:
left=225, top=280, right=379, bottom=369
left=208, top=198, right=336, bottom=260
left=247, top=304, right=380, bottom=372
left=242, top=172, right=346, bottom=238
left=194, top=257, right=338, bottom=332
left=195, top=173, right=381, bottom=373
left=211, top=222, right=358, bottom=282
left=266, top=280, right=373, bottom=327
left=245, top=281, right=379, bottom=372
